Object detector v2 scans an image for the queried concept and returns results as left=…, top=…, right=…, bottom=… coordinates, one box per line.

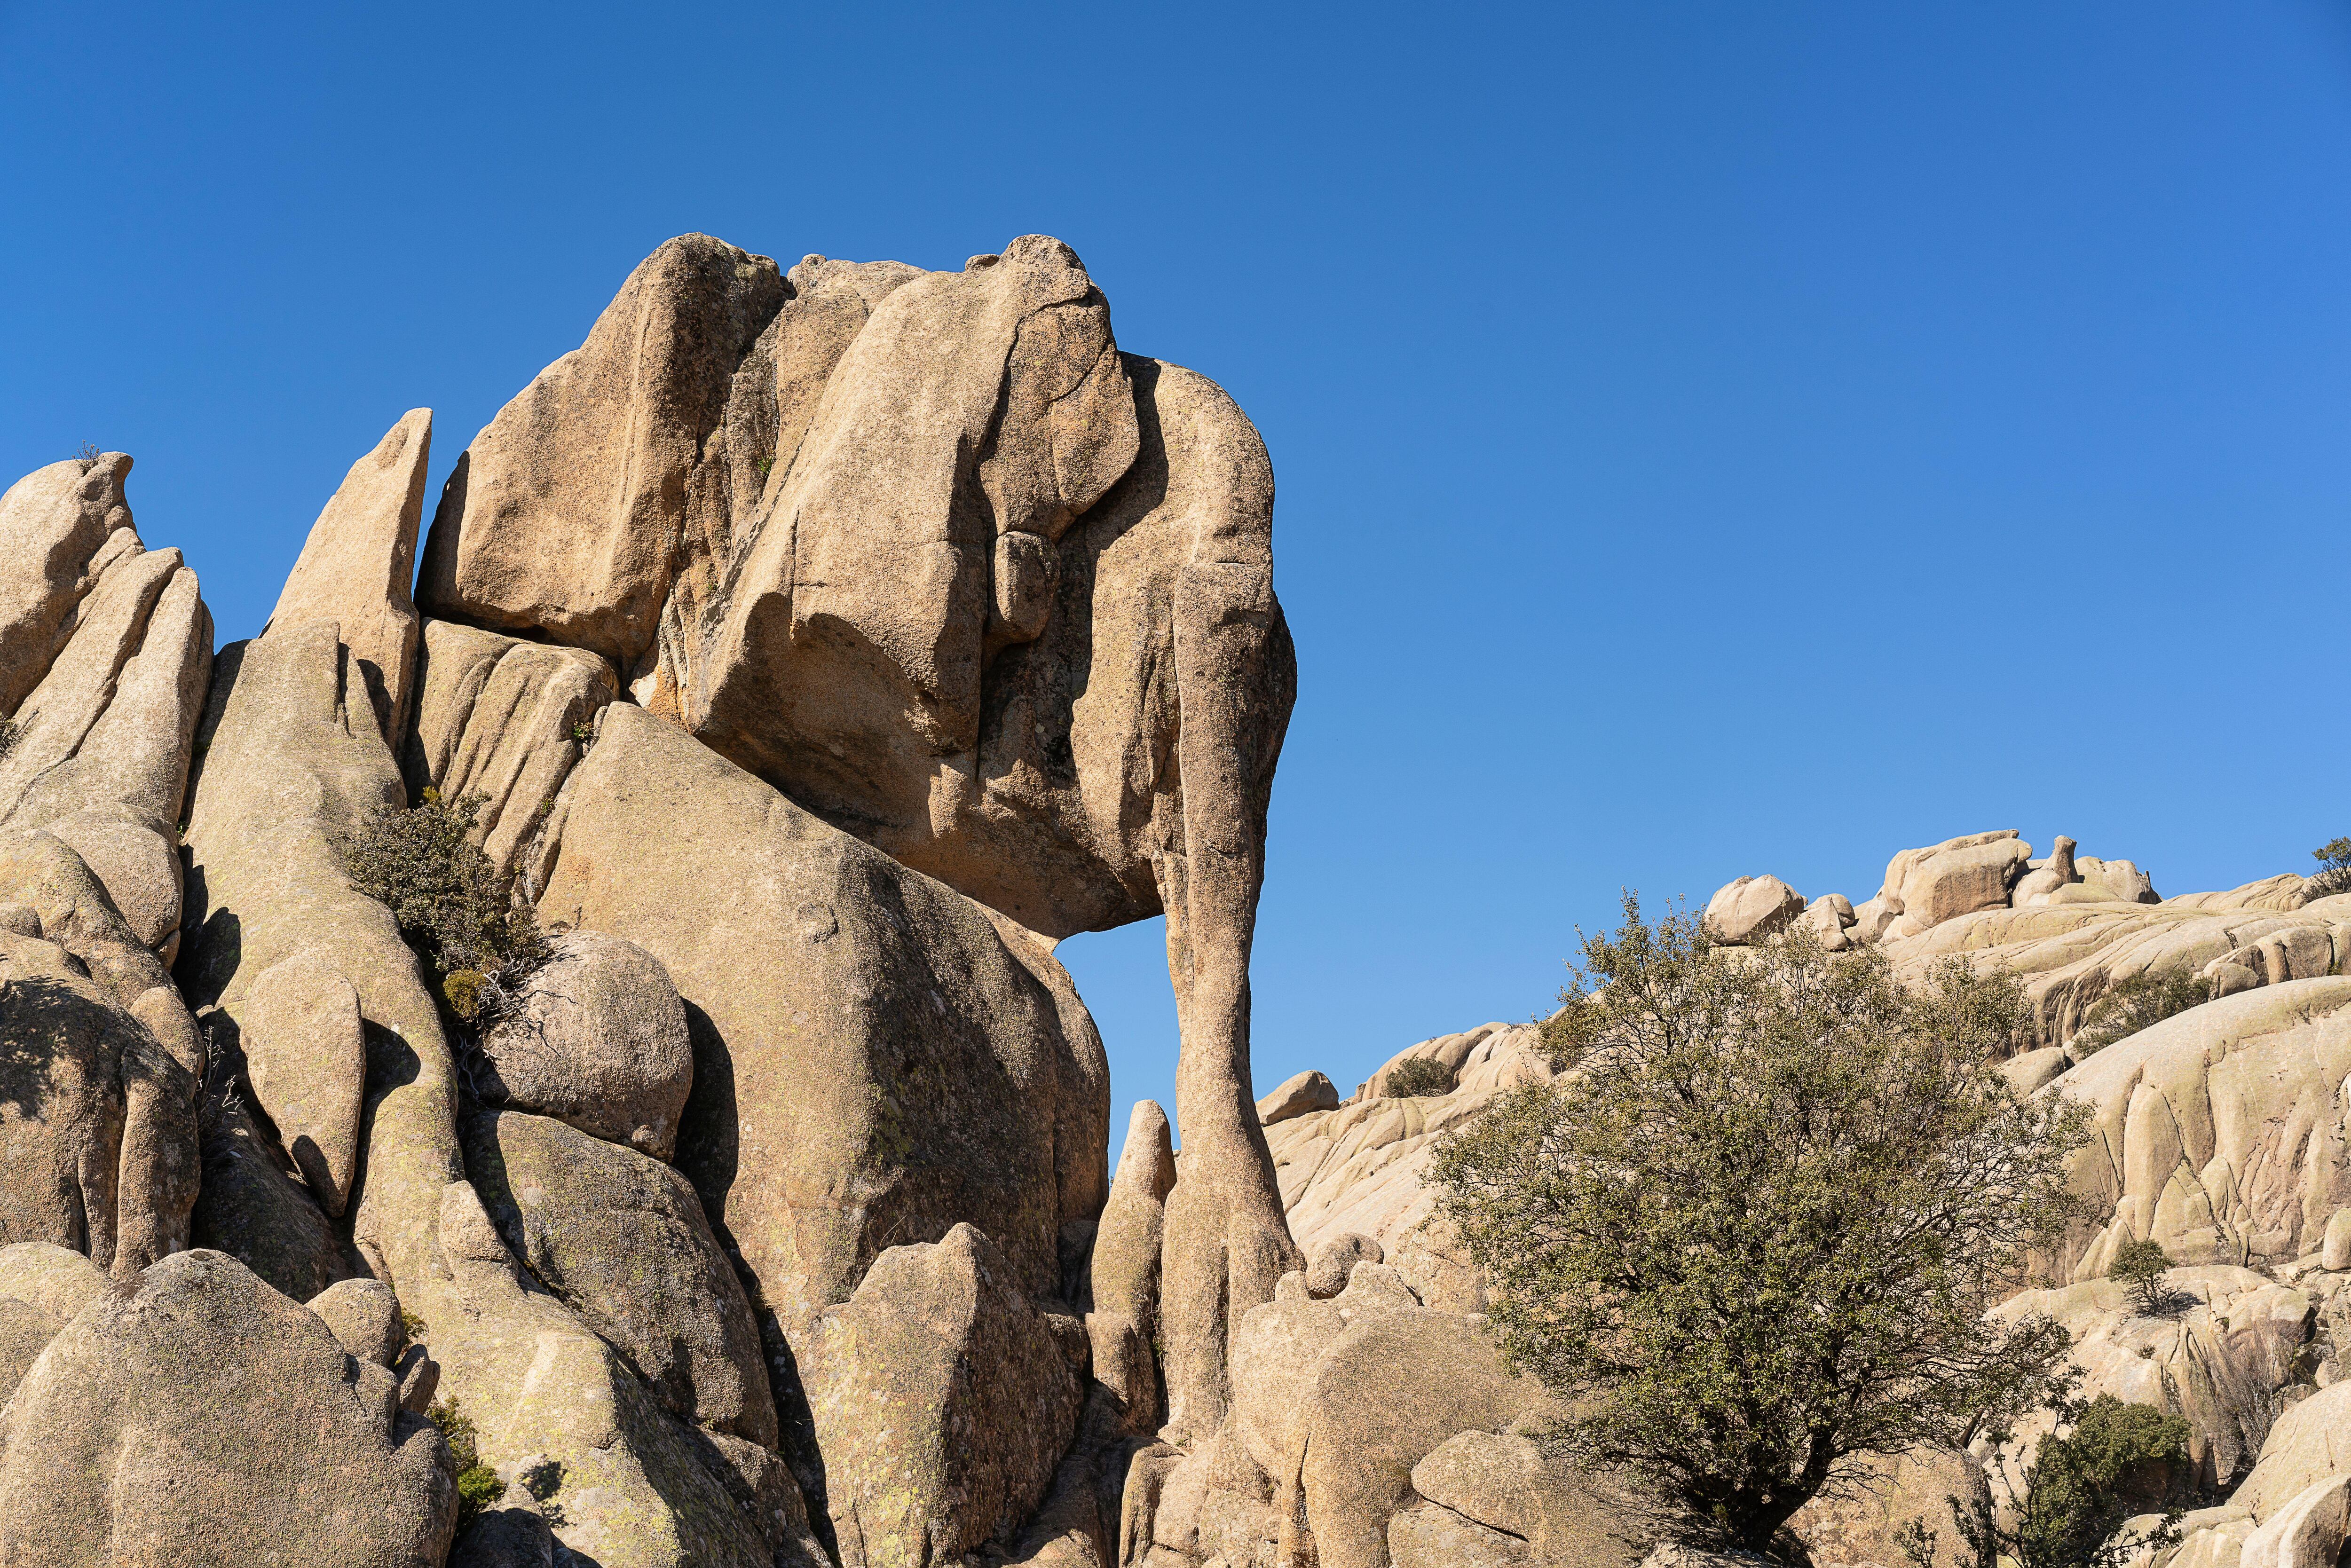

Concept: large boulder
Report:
left=688, top=236, right=1139, bottom=840
left=418, top=235, right=788, bottom=675
left=1259, top=1069, right=1340, bottom=1125
left=1401, top=1429, right=1644, bottom=1568
left=1702, top=875, right=1806, bottom=944
left=464, top=1107, right=776, bottom=1445
left=1878, top=831, right=2033, bottom=931
left=190, top=1087, right=353, bottom=1300
left=0, top=1248, right=453, bottom=1565
left=1090, top=1099, right=1176, bottom=1436
left=1227, top=1267, right=1549, bottom=1568
left=0, top=922, right=196, bottom=1276
left=237, top=947, right=367, bottom=1216
left=534, top=700, right=1109, bottom=1333
left=799, top=1223, right=1082, bottom=1568
left=474, top=929, right=694, bottom=1159
left=268, top=409, right=432, bottom=742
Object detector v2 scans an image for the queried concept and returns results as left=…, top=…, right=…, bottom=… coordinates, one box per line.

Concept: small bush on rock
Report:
left=429, top=1397, right=504, bottom=1531
left=1385, top=1056, right=1454, bottom=1097
left=1434, top=897, right=2088, bottom=1554
left=340, top=788, right=547, bottom=1020
left=2312, top=837, right=2351, bottom=897
left=1907, top=1394, right=2188, bottom=1568
left=2074, top=969, right=2208, bottom=1056
left=0, top=715, right=18, bottom=761
left=2107, top=1238, right=2174, bottom=1316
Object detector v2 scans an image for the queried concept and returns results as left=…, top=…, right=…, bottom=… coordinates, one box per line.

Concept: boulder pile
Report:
left=0, top=234, right=1295, bottom=1567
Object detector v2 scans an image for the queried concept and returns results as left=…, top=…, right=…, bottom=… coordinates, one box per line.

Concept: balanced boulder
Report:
left=1702, top=875, right=1806, bottom=944
left=474, top=929, right=693, bottom=1159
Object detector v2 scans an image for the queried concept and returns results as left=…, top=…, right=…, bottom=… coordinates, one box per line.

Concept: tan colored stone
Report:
left=1703, top=875, right=1806, bottom=944
left=653, top=253, right=926, bottom=714
left=1887, top=833, right=2033, bottom=928
left=2052, top=981, right=2351, bottom=1281
left=40, top=806, right=181, bottom=952
left=1405, top=1430, right=1644, bottom=1568
left=0, top=1249, right=454, bottom=1566
left=1259, top=1069, right=1340, bottom=1125
left=404, top=616, right=617, bottom=887
left=0, top=454, right=131, bottom=718
left=309, top=1276, right=404, bottom=1366
left=190, top=1090, right=352, bottom=1301
left=1281, top=1308, right=1544, bottom=1568
left=239, top=947, right=367, bottom=1216
left=268, top=409, right=431, bottom=742
left=1092, top=1099, right=1176, bottom=1436
left=465, top=1107, right=775, bottom=1444
left=419, top=236, right=787, bottom=673
left=802, top=1223, right=1082, bottom=1568
left=475, top=930, right=692, bottom=1160
left=1305, top=1233, right=1383, bottom=1298
left=0, top=929, right=196, bottom=1276
left=535, top=700, right=1108, bottom=1333
left=0, top=1242, right=109, bottom=1324
left=1388, top=1505, right=1530, bottom=1568
left=0, top=545, right=211, bottom=854
left=181, top=622, right=789, bottom=1566
left=2325, top=1210, right=2351, bottom=1273
left=2238, top=1474, right=2351, bottom=1568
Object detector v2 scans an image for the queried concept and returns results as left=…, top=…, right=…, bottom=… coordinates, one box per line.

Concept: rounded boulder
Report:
left=477, top=929, right=692, bottom=1158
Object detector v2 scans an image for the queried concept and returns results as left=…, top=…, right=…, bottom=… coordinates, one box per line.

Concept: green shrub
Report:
left=1385, top=1056, right=1455, bottom=1097
left=428, top=1397, right=504, bottom=1531
left=0, top=715, right=17, bottom=761
left=1911, top=1395, right=2187, bottom=1568
left=1433, top=899, right=2088, bottom=1553
left=2074, top=969, right=2209, bottom=1056
left=2108, top=1238, right=2174, bottom=1316
left=340, top=788, right=546, bottom=1016
left=2312, top=837, right=2351, bottom=897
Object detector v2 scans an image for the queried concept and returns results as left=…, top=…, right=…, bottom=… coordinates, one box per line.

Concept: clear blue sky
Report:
left=8, top=3, right=2351, bottom=1148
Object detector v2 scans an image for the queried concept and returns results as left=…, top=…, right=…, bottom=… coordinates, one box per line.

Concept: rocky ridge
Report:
left=6, top=229, right=2347, bottom=1568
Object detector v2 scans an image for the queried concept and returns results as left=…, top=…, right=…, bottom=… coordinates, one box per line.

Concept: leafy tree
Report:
left=1904, top=1395, right=2188, bottom=1568
left=2312, top=837, right=2351, bottom=897
left=2107, top=1239, right=2173, bottom=1316
left=2073, top=969, right=2209, bottom=1056
left=1432, top=897, right=2089, bottom=1553
left=340, top=787, right=548, bottom=1019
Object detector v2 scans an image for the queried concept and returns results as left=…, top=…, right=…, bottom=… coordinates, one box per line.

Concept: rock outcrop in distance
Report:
left=0, top=232, right=1305, bottom=1568
left=1190, top=828, right=2351, bottom=1568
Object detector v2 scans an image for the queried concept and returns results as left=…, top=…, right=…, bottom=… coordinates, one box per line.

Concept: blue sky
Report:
left=7, top=2, right=2351, bottom=1146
